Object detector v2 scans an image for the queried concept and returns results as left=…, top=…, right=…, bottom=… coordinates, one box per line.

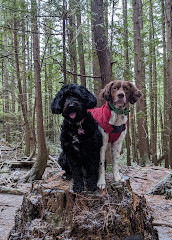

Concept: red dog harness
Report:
left=88, top=102, right=126, bottom=142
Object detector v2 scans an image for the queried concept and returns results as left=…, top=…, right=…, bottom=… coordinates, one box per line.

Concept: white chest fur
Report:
left=108, top=111, right=128, bottom=126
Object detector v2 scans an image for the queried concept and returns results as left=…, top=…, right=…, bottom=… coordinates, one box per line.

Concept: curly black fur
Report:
left=51, top=84, right=102, bottom=193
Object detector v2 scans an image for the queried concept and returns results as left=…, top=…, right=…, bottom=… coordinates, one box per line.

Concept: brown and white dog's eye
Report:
left=124, top=87, right=129, bottom=91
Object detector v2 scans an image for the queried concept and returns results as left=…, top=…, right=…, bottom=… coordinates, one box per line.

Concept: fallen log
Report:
left=148, top=173, right=172, bottom=199
left=0, top=186, right=24, bottom=195
left=9, top=173, right=158, bottom=240
left=6, top=161, right=35, bottom=168
left=153, top=221, right=172, bottom=228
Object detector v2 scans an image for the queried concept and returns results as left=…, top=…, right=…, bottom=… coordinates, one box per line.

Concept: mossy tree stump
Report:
left=9, top=173, right=158, bottom=240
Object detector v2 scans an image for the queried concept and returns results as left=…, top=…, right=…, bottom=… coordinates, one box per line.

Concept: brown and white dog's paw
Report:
left=97, top=178, right=106, bottom=190
left=114, top=172, right=125, bottom=182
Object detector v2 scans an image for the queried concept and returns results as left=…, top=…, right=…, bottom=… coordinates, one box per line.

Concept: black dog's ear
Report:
left=51, top=89, right=64, bottom=114
left=128, top=82, right=142, bottom=104
left=79, top=85, right=97, bottom=109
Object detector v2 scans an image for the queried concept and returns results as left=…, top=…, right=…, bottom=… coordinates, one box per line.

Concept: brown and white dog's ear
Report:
left=128, top=82, right=142, bottom=104
left=99, top=81, right=114, bottom=102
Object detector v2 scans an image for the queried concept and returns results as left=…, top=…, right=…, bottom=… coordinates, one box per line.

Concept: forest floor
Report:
left=0, top=140, right=172, bottom=240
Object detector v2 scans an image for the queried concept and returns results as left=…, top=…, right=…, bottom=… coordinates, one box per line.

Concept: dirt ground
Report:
left=0, top=140, right=172, bottom=239
left=121, top=165, right=172, bottom=240
left=0, top=194, right=23, bottom=240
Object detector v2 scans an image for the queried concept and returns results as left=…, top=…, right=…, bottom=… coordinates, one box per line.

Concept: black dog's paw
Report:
left=73, top=183, right=84, bottom=193
left=62, top=173, right=72, bottom=181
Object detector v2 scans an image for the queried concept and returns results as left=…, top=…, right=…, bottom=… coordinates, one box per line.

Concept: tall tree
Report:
left=76, top=1, right=86, bottom=87
left=149, top=0, right=158, bottom=165
left=91, top=17, right=102, bottom=107
left=63, top=0, right=67, bottom=85
left=161, top=0, right=169, bottom=168
left=22, top=16, right=30, bottom=155
left=132, top=0, right=149, bottom=165
left=13, top=7, right=32, bottom=157
left=122, top=0, right=131, bottom=166
left=68, top=0, right=77, bottom=83
left=165, top=0, right=172, bottom=168
left=91, top=0, right=112, bottom=88
left=3, top=23, right=10, bottom=141
left=25, top=0, right=48, bottom=180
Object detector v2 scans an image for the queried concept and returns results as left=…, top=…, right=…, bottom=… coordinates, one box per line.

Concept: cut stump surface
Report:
left=9, top=172, right=158, bottom=240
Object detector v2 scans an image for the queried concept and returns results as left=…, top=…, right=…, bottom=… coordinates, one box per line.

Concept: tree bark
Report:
left=165, top=0, right=172, bottom=169
left=132, top=0, right=149, bottom=166
left=91, top=0, right=112, bottom=87
left=130, top=106, right=139, bottom=164
left=91, top=13, right=102, bottom=107
left=161, top=0, right=169, bottom=168
left=63, top=0, right=67, bottom=85
left=3, top=26, right=10, bottom=141
left=24, top=0, right=48, bottom=180
left=76, top=1, right=86, bottom=87
left=13, top=12, right=31, bottom=157
left=22, top=16, right=30, bottom=156
left=149, top=0, right=158, bottom=166
left=68, top=0, right=77, bottom=84
left=122, top=0, right=131, bottom=166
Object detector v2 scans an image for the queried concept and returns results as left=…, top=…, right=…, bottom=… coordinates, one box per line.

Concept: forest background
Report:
left=0, top=0, right=172, bottom=181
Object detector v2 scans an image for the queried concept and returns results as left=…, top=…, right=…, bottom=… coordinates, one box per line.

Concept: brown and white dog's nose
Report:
left=117, top=92, right=125, bottom=99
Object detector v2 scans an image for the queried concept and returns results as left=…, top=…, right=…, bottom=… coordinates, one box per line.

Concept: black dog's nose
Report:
left=118, top=93, right=124, bottom=98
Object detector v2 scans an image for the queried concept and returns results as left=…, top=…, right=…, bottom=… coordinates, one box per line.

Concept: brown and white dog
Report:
left=89, top=80, right=142, bottom=189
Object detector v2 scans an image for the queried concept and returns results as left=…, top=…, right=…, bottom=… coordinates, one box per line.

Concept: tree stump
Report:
left=9, top=172, right=158, bottom=240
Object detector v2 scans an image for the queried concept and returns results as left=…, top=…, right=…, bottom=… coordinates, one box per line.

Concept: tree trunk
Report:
left=22, top=17, right=30, bottom=156
left=132, top=0, right=149, bottom=166
left=130, top=106, right=139, bottom=164
left=13, top=13, right=31, bottom=157
left=149, top=0, right=158, bottom=166
left=24, top=0, right=48, bottom=180
left=122, top=0, right=131, bottom=166
left=63, top=0, right=67, bottom=85
left=76, top=1, right=86, bottom=87
left=91, top=0, right=112, bottom=87
left=3, top=27, right=10, bottom=141
left=44, top=63, right=48, bottom=133
left=91, top=14, right=102, bottom=107
left=11, top=72, right=15, bottom=113
left=48, top=43, right=54, bottom=141
left=110, top=0, right=115, bottom=54
left=165, top=0, right=172, bottom=169
left=161, top=0, right=169, bottom=168
left=27, top=16, right=33, bottom=119
left=68, top=0, right=77, bottom=84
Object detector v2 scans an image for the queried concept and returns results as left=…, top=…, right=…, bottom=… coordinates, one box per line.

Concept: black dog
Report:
left=51, top=84, right=102, bottom=193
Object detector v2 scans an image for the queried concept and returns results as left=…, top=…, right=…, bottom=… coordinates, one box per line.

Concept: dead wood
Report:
left=9, top=176, right=158, bottom=240
left=48, top=155, right=61, bottom=169
left=0, top=186, right=24, bottom=195
left=153, top=221, right=172, bottom=228
left=6, top=161, right=34, bottom=168
left=148, top=173, right=172, bottom=198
